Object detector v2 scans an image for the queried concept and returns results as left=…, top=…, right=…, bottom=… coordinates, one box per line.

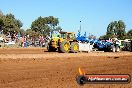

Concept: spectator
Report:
left=20, top=36, right=24, bottom=47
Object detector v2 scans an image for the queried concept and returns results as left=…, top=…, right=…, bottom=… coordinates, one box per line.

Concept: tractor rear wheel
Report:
left=59, top=41, right=70, bottom=53
left=70, top=42, right=79, bottom=53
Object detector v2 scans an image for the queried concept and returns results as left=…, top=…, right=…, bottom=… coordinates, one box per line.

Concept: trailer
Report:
left=76, top=31, right=120, bottom=52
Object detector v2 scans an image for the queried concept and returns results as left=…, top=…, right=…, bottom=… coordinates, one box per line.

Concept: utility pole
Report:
left=79, top=21, right=81, bottom=32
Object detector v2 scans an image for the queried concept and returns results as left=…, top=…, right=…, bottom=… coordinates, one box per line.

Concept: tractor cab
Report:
left=59, top=32, right=76, bottom=41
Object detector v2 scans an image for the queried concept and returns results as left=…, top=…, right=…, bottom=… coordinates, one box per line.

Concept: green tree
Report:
left=0, top=10, right=3, bottom=15
left=26, top=29, right=39, bottom=38
left=0, top=13, right=23, bottom=34
left=127, top=29, right=132, bottom=39
left=31, top=16, right=60, bottom=37
left=0, top=18, right=4, bottom=31
left=106, top=20, right=126, bottom=39
left=19, top=29, right=25, bottom=36
left=116, top=20, right=126, bottom=39
left=99, top=35, right=109, bottom=40
left=15, top=19, right=23, bottom=28
left=0, top=11, right=23, bottom=39
left=54, top=26, right=62, bottom=32
left=31, top=16, right=46, bottom=32
left=48, top=16, right=59, bottom=28
left=0, top=11, right=4, bottom=31
left=106, top=22, right=115, bottom=38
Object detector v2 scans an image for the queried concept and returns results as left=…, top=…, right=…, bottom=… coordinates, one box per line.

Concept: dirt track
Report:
left=0, top=48, right=132, bottom=88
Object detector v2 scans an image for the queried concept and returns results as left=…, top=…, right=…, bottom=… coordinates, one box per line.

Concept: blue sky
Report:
left=0, top=0, right=132, bottom=37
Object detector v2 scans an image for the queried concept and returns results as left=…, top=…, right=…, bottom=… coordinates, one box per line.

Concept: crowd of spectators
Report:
left=0, top=31, right=50, bottom=48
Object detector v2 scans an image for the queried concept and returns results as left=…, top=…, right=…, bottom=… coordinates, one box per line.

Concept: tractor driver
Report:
left=67, top=34, right=71, bottom=39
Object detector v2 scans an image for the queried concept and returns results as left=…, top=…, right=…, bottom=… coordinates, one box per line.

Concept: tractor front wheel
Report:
left=59, top=41, right=70, bottom=53
left=70, top=42, right=79, bottom=53
left=47, top=45, right=57, bottom=52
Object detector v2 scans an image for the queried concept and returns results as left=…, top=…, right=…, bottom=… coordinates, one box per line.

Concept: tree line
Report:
left=100, top=20, right=132, bottom=40
left=0, top=10, right=132, bottom=39
left=0, top=11, right=62, bottom=38
left=0, top=11, right=23, bottom=34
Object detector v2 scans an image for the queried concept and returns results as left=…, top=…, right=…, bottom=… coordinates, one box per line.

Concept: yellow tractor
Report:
left=47, top=32, right=79, bottom=53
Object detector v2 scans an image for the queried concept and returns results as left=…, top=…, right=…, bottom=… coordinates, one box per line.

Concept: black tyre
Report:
left=59, top=41, right=70, bottom=53
left=47, top=45, right=57, bottom=52
left=70, top=42, right=79, bottom=53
